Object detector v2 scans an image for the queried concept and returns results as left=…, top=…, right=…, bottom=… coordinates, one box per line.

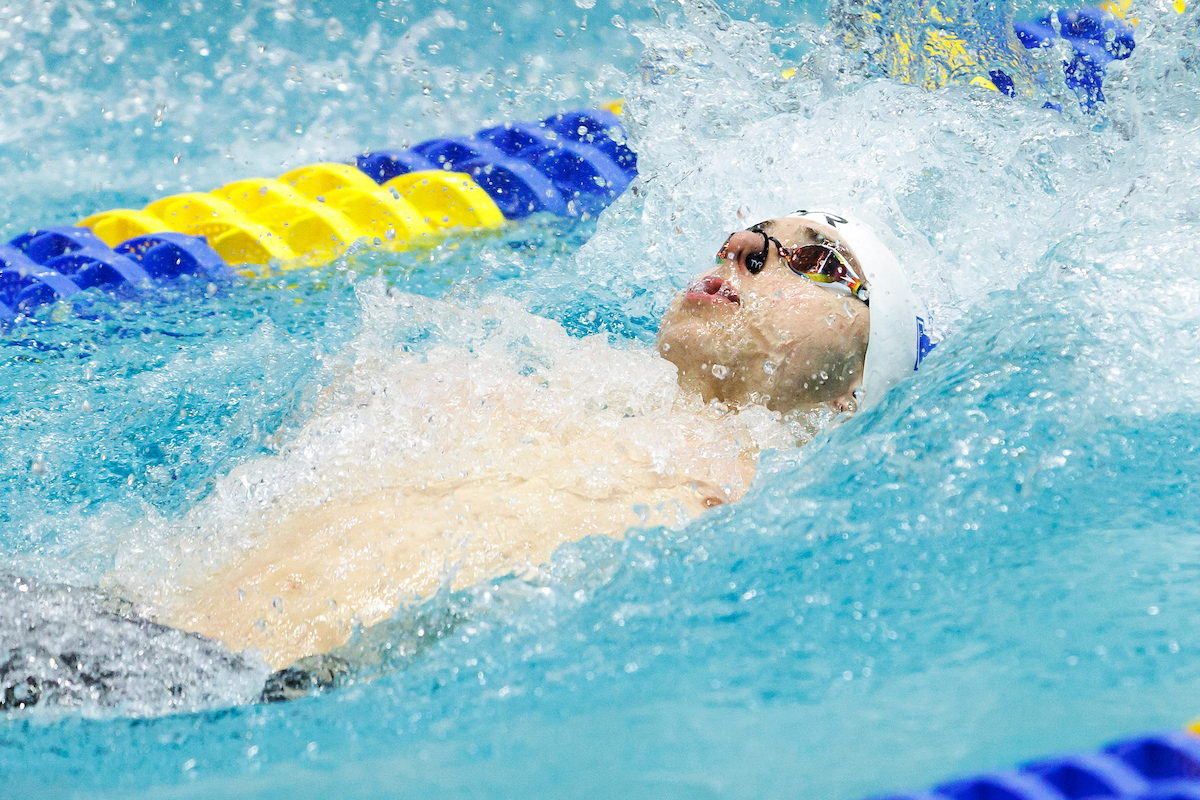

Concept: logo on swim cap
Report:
left=915, top=315, right=935, bottom=370
left=789, top=210, right=849, bottom=227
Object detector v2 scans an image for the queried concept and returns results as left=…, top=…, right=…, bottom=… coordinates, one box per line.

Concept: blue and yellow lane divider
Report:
left=0, top=106, right=636, bottom=318
left=842, top=2, right=1162, bottom=112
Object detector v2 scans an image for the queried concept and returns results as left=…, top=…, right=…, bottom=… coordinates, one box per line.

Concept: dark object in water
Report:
left=260, top=654, right=351, bottom=703
left=0, top=574, right=269, bottom=716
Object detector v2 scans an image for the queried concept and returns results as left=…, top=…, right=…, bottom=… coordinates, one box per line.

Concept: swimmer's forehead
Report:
left=756, top=217, right=841, bottom=245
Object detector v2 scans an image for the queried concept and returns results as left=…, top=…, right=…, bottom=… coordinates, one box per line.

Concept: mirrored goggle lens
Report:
left=789, top=244, right=847, bottom=283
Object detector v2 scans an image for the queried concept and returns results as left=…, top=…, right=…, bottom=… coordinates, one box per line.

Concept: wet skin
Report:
left=657, top=217, right=872, bottom=414
left=117, top=218, right=876, bottom=669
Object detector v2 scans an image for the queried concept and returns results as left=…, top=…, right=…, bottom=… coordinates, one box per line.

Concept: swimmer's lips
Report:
left=684, top=275, right=740, bottom=306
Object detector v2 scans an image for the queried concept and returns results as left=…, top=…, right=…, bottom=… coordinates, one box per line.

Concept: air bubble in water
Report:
left=711, top=364, right=728, bottom=379
left=763, top=361, right=777, bottom=375
left=575, top=0, right=596, bottom=7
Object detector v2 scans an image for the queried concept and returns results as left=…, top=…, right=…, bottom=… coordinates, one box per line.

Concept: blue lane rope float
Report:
left=0, top=106, right=635, bottom=319
left=1012, top=4, right=1136, bottom=110
left=115, top=233, right=232, bottom=281
left=866, top=729, right=1200, bottom=800
left=357, top=106, right=636, bottom=218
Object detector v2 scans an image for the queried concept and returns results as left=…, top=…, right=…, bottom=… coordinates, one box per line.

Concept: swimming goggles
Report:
left=725, top=223, right=870, bottom=304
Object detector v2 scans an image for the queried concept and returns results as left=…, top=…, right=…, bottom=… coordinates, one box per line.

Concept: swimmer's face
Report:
left=657, top=217, right=871, bottom=414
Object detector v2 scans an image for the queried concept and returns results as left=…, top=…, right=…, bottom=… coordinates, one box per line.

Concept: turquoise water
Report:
left=5, top=0, right=1200, bottom=797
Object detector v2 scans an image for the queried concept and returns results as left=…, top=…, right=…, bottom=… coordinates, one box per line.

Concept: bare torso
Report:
left=108, top=293, right=804, bottom=668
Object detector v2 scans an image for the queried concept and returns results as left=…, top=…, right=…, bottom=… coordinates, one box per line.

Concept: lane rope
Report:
left=0, top=105, right=635, bottom=318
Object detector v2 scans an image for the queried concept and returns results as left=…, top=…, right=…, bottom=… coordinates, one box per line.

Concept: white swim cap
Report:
left=786, top=210, right=933, bottom=408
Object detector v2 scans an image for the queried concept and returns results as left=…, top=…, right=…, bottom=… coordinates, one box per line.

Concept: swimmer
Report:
left=108, top=210, right=932, bottom=673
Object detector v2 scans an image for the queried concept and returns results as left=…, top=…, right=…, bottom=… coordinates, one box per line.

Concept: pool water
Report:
left=5, top=0, right=1200, bottom=797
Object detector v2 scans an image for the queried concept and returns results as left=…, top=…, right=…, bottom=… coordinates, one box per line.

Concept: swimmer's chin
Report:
left=661, top=357, right=860, bottom=418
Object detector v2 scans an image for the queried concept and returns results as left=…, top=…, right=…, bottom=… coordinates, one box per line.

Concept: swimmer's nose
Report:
left=719, top=230, right=769, bottom=274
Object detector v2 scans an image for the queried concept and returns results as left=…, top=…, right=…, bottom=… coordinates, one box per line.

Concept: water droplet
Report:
left=81, top=399, right=92, bottom=412
left=30, top=459, right=46, bottom=475
left=763, top=360, right=777, bottom=375
left=575, top=0, right=596, bottom=7
left=259, top=185, right=269, bottom=196
left=385, top=228, right=397, bottom=240
left=819, top=370, right=829, bottom=380
left=711, top=364, right=728, bottom=379
left=611, top=13, right=626, bottom=27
